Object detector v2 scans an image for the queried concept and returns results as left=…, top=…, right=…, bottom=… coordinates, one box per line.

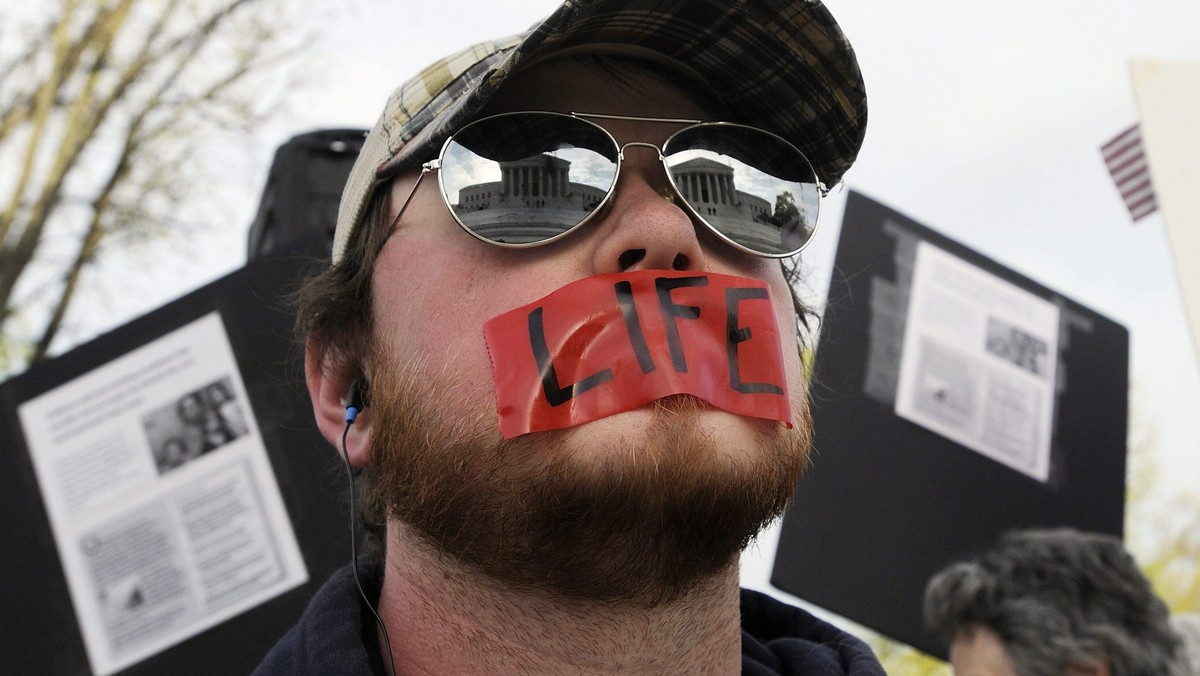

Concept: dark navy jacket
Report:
left=255, top=557, right=885, bottom=675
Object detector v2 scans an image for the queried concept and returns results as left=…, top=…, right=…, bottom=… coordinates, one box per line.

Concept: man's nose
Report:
left=589, top=150, right=706, bottom=274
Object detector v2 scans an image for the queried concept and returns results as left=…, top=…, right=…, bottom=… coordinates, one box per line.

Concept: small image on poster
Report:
left=894, top=242, right=1060, bottom=481
left=143, top=376, right=250, bottom=475
left=17, top=312, right=307, bottom=676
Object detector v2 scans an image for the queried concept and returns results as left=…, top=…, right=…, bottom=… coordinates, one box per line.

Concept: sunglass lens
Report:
left=440, top=113, right=619, bottom=245
left=663, top=124, right=819, bottom=256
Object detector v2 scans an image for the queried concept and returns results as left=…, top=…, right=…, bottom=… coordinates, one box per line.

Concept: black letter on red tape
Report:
left=726, top=287, right=784, bottom=395
left=656, top=276, right=709, bottom=373
left=528, top=307, right=614, bottom=406
left=615, top=280, right=657, bottom=374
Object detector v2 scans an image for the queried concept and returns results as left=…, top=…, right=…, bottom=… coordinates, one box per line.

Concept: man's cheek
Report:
left=484, top=270, right=793, bottom=439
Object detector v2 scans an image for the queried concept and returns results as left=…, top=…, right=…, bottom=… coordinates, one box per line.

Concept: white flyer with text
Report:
left=894, top=242, right=1060, bottom=481
left=18, top=312, right=307, bottom=675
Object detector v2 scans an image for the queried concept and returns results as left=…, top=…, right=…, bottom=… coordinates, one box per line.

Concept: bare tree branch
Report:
left=0, top=0, right=116, bottom=143
left=0, top=0, right=137, bottom=316
left=0, top=0, right=310, bottom=365
left=0, top=1, right=77, bottom=248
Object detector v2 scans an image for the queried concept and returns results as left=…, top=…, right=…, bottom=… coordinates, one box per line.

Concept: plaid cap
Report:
left=332, top=0, right=867, bottom=265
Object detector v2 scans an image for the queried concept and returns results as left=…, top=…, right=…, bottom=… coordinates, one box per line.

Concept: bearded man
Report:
left=256, top=0, right=881, bottom=673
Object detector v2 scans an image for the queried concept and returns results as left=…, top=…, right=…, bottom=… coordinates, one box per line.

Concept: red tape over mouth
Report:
left=484, top=270, right=792, bottom=438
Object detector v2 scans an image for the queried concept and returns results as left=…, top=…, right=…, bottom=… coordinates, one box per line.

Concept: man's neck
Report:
left=375, top=525, right=743, bottom=675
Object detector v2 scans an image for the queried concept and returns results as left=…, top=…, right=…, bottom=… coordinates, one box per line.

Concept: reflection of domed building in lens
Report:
left=668, top=158, right=779, bottom=247
left=454, top=155, right=805, bottom=251
left=454, top=156, right=607, bottom=243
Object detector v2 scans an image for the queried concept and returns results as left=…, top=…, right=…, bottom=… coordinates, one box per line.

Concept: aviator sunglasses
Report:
left=389, top=111, right=828, bottom=258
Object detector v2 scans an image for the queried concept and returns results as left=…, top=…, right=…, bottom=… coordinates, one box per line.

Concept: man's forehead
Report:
left=950, top=627, right=1018, bottom=676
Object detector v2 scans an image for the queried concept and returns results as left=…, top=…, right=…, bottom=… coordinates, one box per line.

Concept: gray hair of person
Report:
left=1170, top=613, right=1200, bottom=675
left=923, top=528, right=1187, bottom=676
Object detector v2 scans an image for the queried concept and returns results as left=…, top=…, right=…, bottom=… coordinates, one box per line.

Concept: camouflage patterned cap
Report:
left=332, top=0, right=867, bottom=264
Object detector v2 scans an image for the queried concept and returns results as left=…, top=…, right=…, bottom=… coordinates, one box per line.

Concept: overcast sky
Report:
left=64, top=0, right=1200, bottom=635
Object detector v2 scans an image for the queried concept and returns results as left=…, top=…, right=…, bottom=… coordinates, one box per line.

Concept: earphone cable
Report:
left=342, top=421, right=397, bottom=676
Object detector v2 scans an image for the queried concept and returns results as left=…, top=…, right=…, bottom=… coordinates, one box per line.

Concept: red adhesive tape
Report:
left=484, top=270, right=792, bottom=438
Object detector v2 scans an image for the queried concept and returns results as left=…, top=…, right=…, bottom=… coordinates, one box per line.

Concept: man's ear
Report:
left=305, top=341, right=372, bottom=467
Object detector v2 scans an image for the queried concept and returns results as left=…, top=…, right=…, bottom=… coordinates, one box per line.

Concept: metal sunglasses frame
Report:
left=386, top=111, right=829, bottom=259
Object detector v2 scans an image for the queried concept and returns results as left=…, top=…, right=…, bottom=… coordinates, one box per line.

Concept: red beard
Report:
left=363, top=343, right=812, bottom=606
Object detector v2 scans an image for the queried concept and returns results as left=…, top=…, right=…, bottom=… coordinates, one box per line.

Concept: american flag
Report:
left=1101, top=124, right=1157, bottom=222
